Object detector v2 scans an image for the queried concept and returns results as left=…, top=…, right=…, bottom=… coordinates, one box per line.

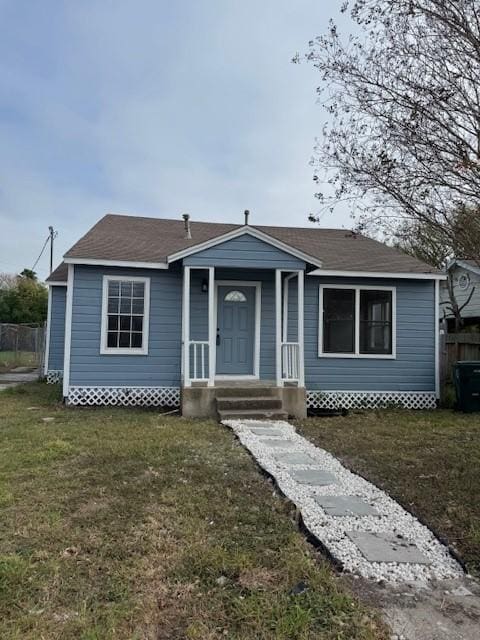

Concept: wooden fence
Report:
left=440, top=332, right=480, bottom=384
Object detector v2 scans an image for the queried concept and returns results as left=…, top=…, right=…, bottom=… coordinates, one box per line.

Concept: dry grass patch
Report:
left=0, top=382, right=388, bottom=639
left=297, top=409, right=480, bottom=577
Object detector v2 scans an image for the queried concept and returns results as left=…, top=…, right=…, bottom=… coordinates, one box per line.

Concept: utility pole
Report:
left=48, top=226, right=57, bottom=274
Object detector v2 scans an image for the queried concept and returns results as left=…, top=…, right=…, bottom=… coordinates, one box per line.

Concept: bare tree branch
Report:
left=301, top=0, right=480, bottom=264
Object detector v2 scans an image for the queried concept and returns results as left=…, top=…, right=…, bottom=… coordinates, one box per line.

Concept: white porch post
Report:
left=434, top=279, right=440, bottom=400
left=182, top=266, right=191, bottom=387
left=208, top=266, right=215, bottom=387
left=275, top=269, right=283, bottom=386
left=298, top=269, right=305, bottom=387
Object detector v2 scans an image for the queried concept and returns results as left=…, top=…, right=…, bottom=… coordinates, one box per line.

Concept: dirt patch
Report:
left=73, top=497, right=112, bottom=518
left=344, top=574, right=480, bottom=640
left=237, top=567, right=281, bottom=590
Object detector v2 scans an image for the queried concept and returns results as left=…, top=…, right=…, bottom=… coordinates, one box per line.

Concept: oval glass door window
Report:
left=224, top=290, right=247, bottom=302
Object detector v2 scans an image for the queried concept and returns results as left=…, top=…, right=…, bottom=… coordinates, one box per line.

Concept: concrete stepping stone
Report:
left=250, top=428, right=284, bottom=436
left=247, top=421, right=280, bottom=429
left=290, top=469, right=337, bottom=486
left=313, top=495, right=378, bottom=516
left=274, top=452, right=316, bottom=465
left=258, top=439, right=293, bottom=448
left=346, top=531, right=432, bottom=564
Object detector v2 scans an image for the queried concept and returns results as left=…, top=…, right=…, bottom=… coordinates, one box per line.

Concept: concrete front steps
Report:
left=216, top=386, right=288, bottom=421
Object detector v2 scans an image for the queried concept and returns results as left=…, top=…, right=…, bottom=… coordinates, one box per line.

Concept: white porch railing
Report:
left=183, top=265, right=304, bottom=388
left=189, top=341, right=210, bottom=381
left=281, top=342, right=300, bottom=381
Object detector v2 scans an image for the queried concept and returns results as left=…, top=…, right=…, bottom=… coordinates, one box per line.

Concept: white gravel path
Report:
left=223, top=419, right=464, bottom=584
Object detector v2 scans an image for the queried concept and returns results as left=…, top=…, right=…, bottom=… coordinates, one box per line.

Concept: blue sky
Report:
left=0, top=1, right=350, bottom=281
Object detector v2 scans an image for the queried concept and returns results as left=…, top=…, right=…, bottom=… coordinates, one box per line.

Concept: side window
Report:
left=101, top=277, right=150, bottom=354
left=320, top=286, right=395, bottom=357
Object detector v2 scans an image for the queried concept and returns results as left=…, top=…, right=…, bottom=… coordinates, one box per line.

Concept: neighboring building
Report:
left=44, top=213, right=444, bottom=417
left=440, top=259, right=480, bottom=331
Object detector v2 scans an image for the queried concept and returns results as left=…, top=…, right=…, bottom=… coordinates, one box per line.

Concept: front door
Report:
left=216, top=285, right=255, bottom=375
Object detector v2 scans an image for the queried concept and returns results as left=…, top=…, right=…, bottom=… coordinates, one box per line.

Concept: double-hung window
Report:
left=319, top=285, right=395, bottom=358
left=101, top=276, right=150, bottom=355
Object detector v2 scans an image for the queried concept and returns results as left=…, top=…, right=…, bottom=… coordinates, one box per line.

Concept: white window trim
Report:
left=100, top=275, right=150, bottom=355
left=318, top=284, right=397, bottom=359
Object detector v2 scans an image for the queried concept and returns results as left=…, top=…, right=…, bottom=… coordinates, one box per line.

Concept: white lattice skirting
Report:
left=306, top=390, right=437, bottom=410
left=67, top=386, right=181, bottom=407
left=46, top=370, right=63, bottom=384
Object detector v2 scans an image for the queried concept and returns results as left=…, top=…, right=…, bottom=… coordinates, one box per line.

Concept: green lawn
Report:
left=0, top=351, right=38, bottom=372
left=296, top=410, right=480, bottom=577
left=0, top=383, right=386, bottom=640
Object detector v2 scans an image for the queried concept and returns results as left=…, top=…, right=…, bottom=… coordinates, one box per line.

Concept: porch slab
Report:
left=258, top=439, right=294, bottom=448
left=274, top=452, right=316, bottom=465
left=290, top=469, right=338, bottom=486
left=313, top=495, right=378, bottom=516
left=346, top=531, right=432, bottom=565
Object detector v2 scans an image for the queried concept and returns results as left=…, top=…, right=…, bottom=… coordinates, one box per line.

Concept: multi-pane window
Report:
left=102, top=277, right=149, bottom=353
left=320, top=286, right=394, bottom=357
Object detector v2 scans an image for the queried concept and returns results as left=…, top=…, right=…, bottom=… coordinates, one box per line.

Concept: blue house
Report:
left=44, top=213, right=444, bottom=418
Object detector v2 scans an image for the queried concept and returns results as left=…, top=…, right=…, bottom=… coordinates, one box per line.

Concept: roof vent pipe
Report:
left=182, top=213, right=192, bottom=239
left=244, top=209, right=250, bottom=225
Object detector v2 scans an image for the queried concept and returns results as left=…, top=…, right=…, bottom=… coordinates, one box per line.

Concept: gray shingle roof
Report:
left=61, top=213, right=440, bottom=275
left=46, top=262, right=68, bottom=283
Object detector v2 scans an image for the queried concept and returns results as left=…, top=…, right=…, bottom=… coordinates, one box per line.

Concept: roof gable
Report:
left=181, top=231, right=306, bottom=269
left=168, top=226, right=319, bottom=266
left=447, top=259, right=480, bottom=277
left=45, top=262, right=68, bottom=284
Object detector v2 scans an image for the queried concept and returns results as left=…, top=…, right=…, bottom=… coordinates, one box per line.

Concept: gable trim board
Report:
left=47, top=281, right=68, bottom=286
left=183, top=234, right=305, bottom=270
left=166, top=226, right=322, bottom=267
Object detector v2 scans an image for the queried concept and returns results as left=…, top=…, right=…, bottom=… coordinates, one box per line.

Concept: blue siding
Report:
left=48, top=286, right=66, bottom=370
left=69, top=265, right=182, bottom=386
left=190, top=269, right=209, bottom=341
left=305, top=277, right=435, bottom=392
left=287, top=277, right=299, bottom=342
left=67, top=263, right=436, bottom=392
left=183, top=234, right=305, bottom=269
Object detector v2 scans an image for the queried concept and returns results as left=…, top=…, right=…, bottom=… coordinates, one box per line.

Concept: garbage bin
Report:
left=453, top=361, right=480, bottom=412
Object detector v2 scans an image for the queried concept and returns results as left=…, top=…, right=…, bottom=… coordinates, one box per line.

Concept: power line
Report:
left=31, top=235, right=50, bottom=272
left=30, top=227, right=58, bottom=274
